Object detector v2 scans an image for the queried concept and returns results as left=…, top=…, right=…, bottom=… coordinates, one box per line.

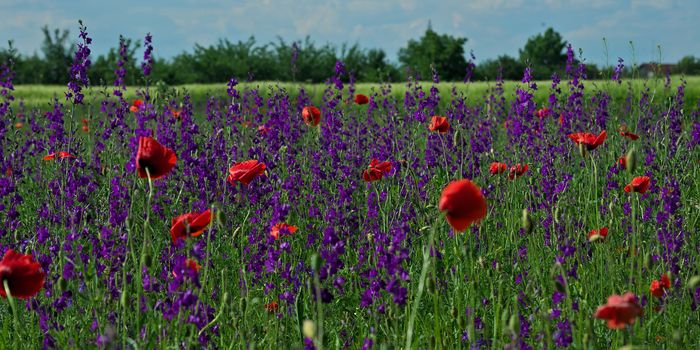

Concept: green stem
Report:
left=3, top=279, right=19, bottom=333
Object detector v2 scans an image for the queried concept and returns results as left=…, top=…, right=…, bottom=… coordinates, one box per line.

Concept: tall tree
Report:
left=398, top=26, right=468, bottom=81
left=41, top=26, right=74, bottom=84
left=519, top=28, right=567, bottom=79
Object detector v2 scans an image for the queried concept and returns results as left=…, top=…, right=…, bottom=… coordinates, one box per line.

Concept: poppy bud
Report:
left=625, top=146, right=637, bottom=174
left=302, top=320, right=315, bottom=338
left=309, top=254, right=321, bottom=272
left=58, top=277, right=68, bottom=291
left=120, top=289, right=127, bottom=309
left=644, top=252, right=652, bottom=270
left=688, top=275, right=700, bottom=289
left=521, top=209, right=532, bottom=234
left=509, top=314, right=520, bottom=335
left=452, top=129, right=460, bottom=147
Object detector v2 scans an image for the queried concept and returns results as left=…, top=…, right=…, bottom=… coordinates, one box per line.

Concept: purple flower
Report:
left=66, top=20, right=92, bottom=105
left=142, top=33, right=154, bottom=76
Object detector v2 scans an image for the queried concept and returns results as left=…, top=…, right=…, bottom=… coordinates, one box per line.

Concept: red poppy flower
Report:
left=536, top=107, right=550, bottom=118
left=362, top=159, right=392, bottom=182
left=270, top=222, right=298, bottom=240
left=439, top=179, right=487, bottom=232
left=618, top=156, right=626, bottom=169
left=170, top=109, right=181, bottom=119
left=172, top=258, right=202, bottom=277
left=170, top=209, right=212, bottom=243
left=650, top=273, right=671, bottom=299
left=624, top=176, right=650, bottom=194
left=594, top=292, right=643, bottom=329
left=620, top=131, right=639, bottom=140
left=429, top=116, right=450, bottom=133
left=508, top=164, right=528, bottom=180
left=136, top=137, right=177, bottom=179
left=82, top=125, right=89, bottom=133
left=265, top=301, right=279, bottom=313
left=43, top=152, right=76, bottom=161
left=354, top=94, right=369, bottom=105
left=227, top=160, right=266, bottom=186
left=588, top=227, right=609, bottom=242
left=559, top=113, right=564, bottom=126
left=129, top=99, right=144, bottom=112
left=14, top=122, right=23, bottom=129
left=567, top=130, right=607, bottom=150
left=301, top=106, right=321, bottom=126
left=257, top=125, right=270, bottom=135
left=0, top=249, right=45, bottom=299
left=488, top=162, right=507, bottom=175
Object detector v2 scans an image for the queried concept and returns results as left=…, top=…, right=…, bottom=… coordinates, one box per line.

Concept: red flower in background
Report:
left=228, top=160, right=266, bottom=185
left=429, top=116, right=450, bottom=133
left=265, top=301, right=279, bottom=313
left=362, top=159, right=392, bottom=182
left=172, top=258, right=202, bottom=277
left=620, top=131, right=639, bottom=140
left=301, top=106, right=321, bottom=126
left=567, top=130, right=607, bottom=150
left=43, top=152, right=76, bottom=161
left=488, top=162, right=507, bottom=175
left=0, top=249, right=45, bottom=299
left=129, top=99, right=144, bottom=112
left=270, top=223, right=298, bottom=240
left=170, top=209, right=212, bottom=243
left=624, top=176, right=650, bottom=194
left=170, top=108, right=182, bottom=119
left=594, top=292, right=643, bottom=329
left=650, top=273, right=671, bottom=299
left=136, top=137, right=177, bottom=179
left=618, top=156, right=626, bottom=169
left=439, top=179, right=487, bottom=232
left=257, top=125, right=270, bottom=135
left=536, top=107, right=550, bottom=118
left=508, top=164, right=528, bottom=180
left=588, top=227, right=609, bottom=242
left=354, top=94, right=369, bottom=105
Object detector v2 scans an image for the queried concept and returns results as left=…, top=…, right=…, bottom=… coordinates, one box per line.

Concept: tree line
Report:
left=2, top=26, right=699, bottom=85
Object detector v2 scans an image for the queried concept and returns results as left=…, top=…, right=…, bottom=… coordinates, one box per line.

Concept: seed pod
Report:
left=625, top=146, right=637, bottom=174
left=578, top=142, right=587, bottom=158
left=522, top=209, right=533, bottom=234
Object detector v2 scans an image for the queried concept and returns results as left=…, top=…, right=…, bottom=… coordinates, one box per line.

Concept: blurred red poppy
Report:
left=82, top=125, right=89, bottom=133
left=170, top=209, right=212, bottom=243
left=354, top=94, right=369, bottom=105
left=536, top=107, right=550, bottom=118
left=172, top=258, right=202, bottom=277
left=14, top=122, right=23, bottom=129
left=265, top=301, right=279, bottom=313
left=594, top=292, right=643, bottom=329
left=588, top=227, right=609, bottom=242
left=136, top=137, right=177, bottom=179
left=301, top=106, right=321, bottom=126
left=439, top=179, right=487, bottom=232
left=43, top=152, right=76, bottom=161
left=508, top=164, right=528, bottom=180
left=257, top=125, right=270, bottom=135
left=129, top=99, right=144, bottom=112
left=0, top=249, right=45, bottom=299
left=488, top=162, right=507, bottom=175
left=618, top=156, right=626, bottom=169
left=559, top=113, right=564, bottom=126
left=270, top=222, right=298, bottom=240
left=624, top=176, right=650, bottom=194
left=362, top=159, right=392, bottom=182
left=650, top=273, right=671, bottom=299
left=429, top=116, right=450, bottom=133
left=567, top=130, right=607, bottom=150
left=170, top=109, right=181, bottom=119
left=620, top=131, right=639, bottom=140
left=228, top=160, right=266, bottom=185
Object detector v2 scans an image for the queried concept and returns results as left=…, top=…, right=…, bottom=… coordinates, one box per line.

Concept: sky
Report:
left=0, top=0, right=698, bottom=67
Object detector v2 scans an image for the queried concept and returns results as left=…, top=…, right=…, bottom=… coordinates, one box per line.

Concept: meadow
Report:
left=0, top=43, right=699, bottom=350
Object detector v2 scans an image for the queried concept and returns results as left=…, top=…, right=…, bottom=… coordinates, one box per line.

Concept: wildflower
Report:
left=624, top=176, right=651, bottom=194
left=173, top=259, right=202, bottom=277
left=594, top=292, right=643, bottom=329
left=136, top=137, right=177, bottom=179
left=567, top=130, right=607, bottom=151
left=129, top=99, right=144, bottom=112
left=362, top=159, right=392, bottom=182
left=257, top=125, right=270, bottom=135
left=429, top=116, right=450, bottom=133
left=0, top=249, right=45, bottom=299
left=301, top=106, right=321, bottom=126
left=508, top=164, right=528, bottom=180
left=488, top=162, right=507, bottom=175
left=439, top=179, right=487, bottom=231
left=588, top=227, right=609, bottom=242
left=270, top=223, right=298, bottom=240
left=536, top=107, right=550, bottom=118
left=650, top=273, right=671, bottom=299
left=170, top=209, right=212, bottom=243
left=354, top=94, right=369, bottom=105
left=227, top=160, right=266, bottom=186
left=620, top=131, right=639, bottom=140
left=43, top=152, right=76, bottom=161
left=265, top=301, right=279, bottom=313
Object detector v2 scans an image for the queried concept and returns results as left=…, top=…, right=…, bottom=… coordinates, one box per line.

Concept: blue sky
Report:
left=0, top=0, right=697, bottom=67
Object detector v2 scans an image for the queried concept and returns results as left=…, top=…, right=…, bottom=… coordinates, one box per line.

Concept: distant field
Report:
left=10, top=76, right=700, bottom=110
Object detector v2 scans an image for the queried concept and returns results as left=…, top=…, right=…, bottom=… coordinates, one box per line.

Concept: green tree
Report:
left=40, top=26, right=74, bottom=84
left=676, top=55, right=700, bottom=75
left=519, top=28, right=567, bottom=79
left=398, top=25, right=468, bottom=81
left=476, top=55, right=525, bottom=81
